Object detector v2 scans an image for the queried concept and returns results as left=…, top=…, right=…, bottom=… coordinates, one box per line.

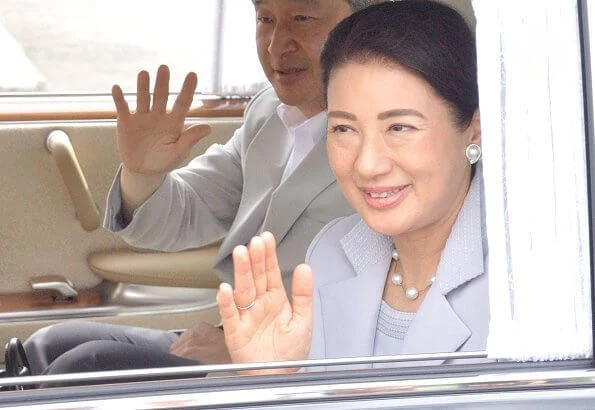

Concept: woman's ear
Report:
left=467, top=109, right=481, bottom=146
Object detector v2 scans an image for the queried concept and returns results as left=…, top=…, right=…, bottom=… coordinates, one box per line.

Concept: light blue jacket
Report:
left=305, top=175, right=489, bottom=369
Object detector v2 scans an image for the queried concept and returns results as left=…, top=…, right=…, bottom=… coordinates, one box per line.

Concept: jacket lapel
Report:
left=399, top=174, right=485, bottom=363
left=319, top=220, right=393, bottom=359
left=398, top=285, right=471, bottom=365
left=262, top=139, right=336, bottom=244
left=216, top=114, right=292, bottom=265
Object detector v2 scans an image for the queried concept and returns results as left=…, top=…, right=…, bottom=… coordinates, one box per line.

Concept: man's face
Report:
left=253, top=0, right=352, bottom=117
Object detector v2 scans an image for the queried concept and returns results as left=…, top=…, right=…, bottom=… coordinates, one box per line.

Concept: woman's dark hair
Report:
left=321, top=0, right=478, bottom=129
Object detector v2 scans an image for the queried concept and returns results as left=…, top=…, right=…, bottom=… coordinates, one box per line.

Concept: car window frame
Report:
left=1, top=0, right=595, bottom=403
left=0, top=93, right=249, bottom=122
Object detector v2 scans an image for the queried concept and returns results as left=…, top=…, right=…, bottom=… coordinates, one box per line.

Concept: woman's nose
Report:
left=354, top=136, right=392, bottom=179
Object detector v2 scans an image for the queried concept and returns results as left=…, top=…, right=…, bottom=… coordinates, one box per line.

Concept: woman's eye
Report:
left=389, top=124, right=412, bottom=132
left=330, top=125, right=351, bottom=133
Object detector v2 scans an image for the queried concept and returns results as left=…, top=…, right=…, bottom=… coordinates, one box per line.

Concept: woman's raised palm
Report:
left=217, top=232, right=314, bottom=374
left=112, top=65, right=211, bottom=174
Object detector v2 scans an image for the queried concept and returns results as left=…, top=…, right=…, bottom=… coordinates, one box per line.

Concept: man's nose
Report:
left=268, top=23, right=298, bottom=57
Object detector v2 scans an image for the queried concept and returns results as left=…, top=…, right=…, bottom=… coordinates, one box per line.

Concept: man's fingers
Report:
left=178, top=124, right=211, bottom=154
left=136, top=70, right=150, bottom=113
left=111, top=85, right=130, bottom=118
left=261, top=231, right=284, bottom=290
left=232, top=245, right=257, bottom=311
left=172, top=72, right=197, bottom=118
left=216, top=283, right=240, bottom=335
left=291, top=264, right=313, bottom=322
left=152, top=65, right=170, bottom=113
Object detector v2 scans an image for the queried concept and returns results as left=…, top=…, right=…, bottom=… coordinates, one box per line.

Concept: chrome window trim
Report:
left=1, top=351, right=489, bottom=387
left=579, top=0, right=595, bottom=366
left=0, top=300, right=219, bottom=323
left=0, top=283, right=218, bottom=323
left=0, top=92, right=250, bottom=100
left=0, top=117, right=243, bottom=127
left=2, top=364, right=595, bottom=409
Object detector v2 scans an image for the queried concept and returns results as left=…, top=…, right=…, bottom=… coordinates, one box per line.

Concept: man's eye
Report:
left=256, top=16, right=273, bottom=24
left=294, top=15, right=314, bottom=22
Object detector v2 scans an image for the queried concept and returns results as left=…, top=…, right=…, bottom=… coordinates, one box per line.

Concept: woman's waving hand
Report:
left=216, top=232, right=313, bottom=374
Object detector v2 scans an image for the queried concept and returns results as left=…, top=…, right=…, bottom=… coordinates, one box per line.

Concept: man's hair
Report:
left=346, top=0, right=378, bottom=11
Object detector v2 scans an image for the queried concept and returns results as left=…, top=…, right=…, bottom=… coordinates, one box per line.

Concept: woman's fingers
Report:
left=221, top=233, right=312, bottom=366
left=261, top=231, right=284, bottom=291
left=136, top=70, right=150, bottom=113
left=291, top=264, right=313, bottom=323
left=232, top=245, right=257, bottom=311
left=152, top=65, right=170, bottom=113
left=217, top=283, right=240, bottom=333
left=249, top=236, right=268, bottom=298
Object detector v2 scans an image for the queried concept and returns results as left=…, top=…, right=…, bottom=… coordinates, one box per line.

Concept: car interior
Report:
left=0, top=0, right=480, bottom=384
left=2, top=2, right=595, bottom=408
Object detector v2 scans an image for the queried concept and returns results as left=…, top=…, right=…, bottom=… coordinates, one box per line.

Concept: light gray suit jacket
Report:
left=305, top=175, right=489, bottom=370
left=104, top=87, right=353, bottom=286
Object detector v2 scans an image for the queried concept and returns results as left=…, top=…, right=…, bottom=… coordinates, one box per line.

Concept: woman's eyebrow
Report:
left=378, top=108, right=426, bottom=120
left=253, top=0, right=317, bottom=5
left=328, top=109, right=426, bottom=121
left=328, top=111, right=357, bottom=120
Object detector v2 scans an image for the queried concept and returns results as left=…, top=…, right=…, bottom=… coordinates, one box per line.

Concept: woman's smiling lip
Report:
left=362, top=184, right=411, bottom=209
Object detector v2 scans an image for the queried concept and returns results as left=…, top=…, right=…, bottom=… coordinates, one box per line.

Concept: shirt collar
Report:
left=276, top=103, right=307, bottom=128
left=276, top=103, right=327, bottom=145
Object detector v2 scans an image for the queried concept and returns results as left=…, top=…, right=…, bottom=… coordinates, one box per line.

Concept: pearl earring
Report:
left=465, top=144, right=482, bottom=165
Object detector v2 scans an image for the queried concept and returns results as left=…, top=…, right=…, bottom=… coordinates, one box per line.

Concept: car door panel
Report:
left=0, top=116, right=242, bottom=361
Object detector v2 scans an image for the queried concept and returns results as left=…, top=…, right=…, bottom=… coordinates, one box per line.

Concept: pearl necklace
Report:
left=390, top=248, right=436, bottom=301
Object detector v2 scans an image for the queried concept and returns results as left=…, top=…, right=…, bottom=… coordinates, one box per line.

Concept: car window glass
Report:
left=0, top=0, right=267, bottom=95
left=0, top=0, right=592, bottom=395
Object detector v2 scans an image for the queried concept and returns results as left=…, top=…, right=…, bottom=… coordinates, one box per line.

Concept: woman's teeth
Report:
left=369, top=189, right=399, bottom=198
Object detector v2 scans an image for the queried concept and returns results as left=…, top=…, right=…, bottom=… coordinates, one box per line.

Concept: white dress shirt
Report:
left=256, top=104, right=327, bottom=235
left=276, top=103, right=327, bottom=183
